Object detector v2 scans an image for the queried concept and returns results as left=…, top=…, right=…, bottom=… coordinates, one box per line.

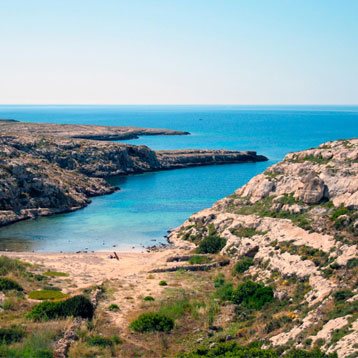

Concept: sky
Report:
left=0, top=0, right=357, bottom=105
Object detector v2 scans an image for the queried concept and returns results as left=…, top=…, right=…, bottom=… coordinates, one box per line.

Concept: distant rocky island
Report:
left=0, top=120, right=267, bottom=226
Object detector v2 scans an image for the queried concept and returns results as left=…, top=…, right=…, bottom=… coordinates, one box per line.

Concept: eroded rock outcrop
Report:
left=169, top=138, right=358, bottom=358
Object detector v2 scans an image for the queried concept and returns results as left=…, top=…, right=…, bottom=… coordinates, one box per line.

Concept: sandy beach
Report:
left=1, top=242, right=194, bottom=330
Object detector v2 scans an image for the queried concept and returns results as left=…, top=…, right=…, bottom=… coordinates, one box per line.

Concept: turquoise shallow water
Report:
left=0, top=105, right=358, bottom=252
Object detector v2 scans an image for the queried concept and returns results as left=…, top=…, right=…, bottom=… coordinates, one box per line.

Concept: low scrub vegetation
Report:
left=196, top=235, right=226, bottom=254
left=28, top=289, right=69, bottom=300
left=230, top=227, right=266, bottom=238
left=87, top=335, right=114, bottom=348
left=27, top=295, right=94, bottom=321
left=215, top=279, right=273, bottom=310
left=0, top=256, right=28, bottom=276
left=43, top=271, right=69, bottom=277
left=0, top=277, right=23, bottom=291
left=233, top=257, right=254, bottom=274
left=130, top=312, right=174, bottom=333
left=188, top=255, right=212, bottom=265
left=0, top=327, right=25, bottom=344
left=177, top=342, right=337, bottom=358
left=108, top=303, right=120, bottom=311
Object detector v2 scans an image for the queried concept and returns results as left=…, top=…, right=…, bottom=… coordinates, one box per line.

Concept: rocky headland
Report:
left=168, top=138, right=358, bottom=357
left=0, top=120, right=267, bottom=226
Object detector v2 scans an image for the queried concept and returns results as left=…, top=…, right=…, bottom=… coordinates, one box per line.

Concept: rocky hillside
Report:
left=0, top=122, right=267, bottom=226
left=169, top=139, right=358, bottom=358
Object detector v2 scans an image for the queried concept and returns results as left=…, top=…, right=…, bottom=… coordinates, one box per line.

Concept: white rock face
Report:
left=307, top=316, right=351, bottom=347
left=327, top=319, right=358, bottom=357
left=169, top=139, right=358, bottom=358
left=235, top=139, right=358, bottom=208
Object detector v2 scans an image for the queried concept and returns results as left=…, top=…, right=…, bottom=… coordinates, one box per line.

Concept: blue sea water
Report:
left=0, top=105, right=358, bottom=252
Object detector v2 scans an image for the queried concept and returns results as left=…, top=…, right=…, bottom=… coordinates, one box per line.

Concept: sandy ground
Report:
left=1, top=245, right=192, bottom=331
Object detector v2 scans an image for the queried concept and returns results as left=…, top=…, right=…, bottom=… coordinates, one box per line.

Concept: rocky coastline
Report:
left=0, top=120, right=267, bottom=226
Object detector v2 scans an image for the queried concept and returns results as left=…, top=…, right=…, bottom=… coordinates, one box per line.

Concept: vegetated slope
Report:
left=169, top=139, right=358, bottom=358
left=0, top=123, right=267, bottom=226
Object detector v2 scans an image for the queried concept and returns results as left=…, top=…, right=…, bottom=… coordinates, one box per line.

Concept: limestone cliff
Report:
left=169, top=139, right=358, bottom=358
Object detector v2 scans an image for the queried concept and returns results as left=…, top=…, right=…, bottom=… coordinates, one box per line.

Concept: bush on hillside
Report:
left=27, top=295, right=94, bottom=321
left=130, top=312, right=174, bottom=333
left=347, top=258, right=358, bottom=268
left=0, top=327, right=25, bottom=344
left=87, top=335, right=113, bottom=348
left=233, top=257, right=254, bottom=274
left=0, top=277, right=23, bottom=291
left=108, top=303, right=120, bottom=311
left=196, top=235, right=226, bottom=254
left=333, top=290, right=354, bottom=302
left=232, top=280, right=273, bottom=309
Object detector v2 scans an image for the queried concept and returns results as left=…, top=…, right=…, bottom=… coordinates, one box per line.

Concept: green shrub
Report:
left=27, top=295, right=94, bottom=321
left=0, top=327, right=25, bottom=344
left=188, top=255, right=212, bottom=265
left=233, top=257, right=254, bottom=274
left=112, top=335, right=122, bottom=344
left=159, top=280, right=168, bottom=286
left=0, top=277, right=23, bottom=291
left=231, top=227, right=266, bottom=238
left=330, top=207, right=349, bottom=221
left=28, top=290, right=68, bottom=300
left=333, top=290, right=354, bottom=302
left=285, top=348, right=337, bottom=358
left=87, top=335, right=113, bottom=348
left=347, top=258, right=358, bottom=268
left=144, top=296, right=155, bottom=301
left=214, top=274, right=226, bottom=288
left=130, top=312, right=174, bottom=333
left=196, top=235, right=226, bottom=254
left=232, top=280, right=274, bottom=309
left=43, top=271, right=69, bottom=277
left=158, top=295, right=191, bottom=319
left=108, top=303, right=120, bottom=311
left=215, top=282, right=234, bottom=302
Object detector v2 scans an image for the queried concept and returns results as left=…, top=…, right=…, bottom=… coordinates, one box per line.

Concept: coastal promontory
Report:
left=0, top=120, right=267, bottom=226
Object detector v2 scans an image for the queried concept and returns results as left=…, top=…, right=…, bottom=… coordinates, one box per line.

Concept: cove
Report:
left=0, top=105, right=358, bottom=252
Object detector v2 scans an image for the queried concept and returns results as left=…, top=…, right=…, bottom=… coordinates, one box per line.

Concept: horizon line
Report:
left=1, top=103, right=358, bottom=106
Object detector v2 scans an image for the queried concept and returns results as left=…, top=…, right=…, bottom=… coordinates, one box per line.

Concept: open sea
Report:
left=0, top=105, right=358, bottom=252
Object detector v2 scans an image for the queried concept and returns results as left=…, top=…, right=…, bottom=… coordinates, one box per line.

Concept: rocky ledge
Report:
left=0, top=121, right=267, bottom=226
left=169, top=139, right=358, bottom=358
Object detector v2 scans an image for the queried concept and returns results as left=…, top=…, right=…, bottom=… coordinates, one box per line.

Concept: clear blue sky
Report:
left=0, top=0, right=357, bottom=104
